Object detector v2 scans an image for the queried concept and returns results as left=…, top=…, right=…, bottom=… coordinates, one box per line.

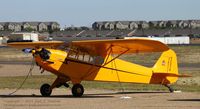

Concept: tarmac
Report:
left=0, top=89, right=199, bottom=109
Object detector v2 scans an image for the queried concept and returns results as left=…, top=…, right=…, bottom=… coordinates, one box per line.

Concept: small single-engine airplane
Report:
left=8, top=39, right=186, bottom=97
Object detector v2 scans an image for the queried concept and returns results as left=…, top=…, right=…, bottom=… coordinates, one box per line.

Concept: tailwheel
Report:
left=164, top=84, right=174, bottom=93
left=72, top=84, right=84, bottom=97
left=40, top=83, right=52, bottom=97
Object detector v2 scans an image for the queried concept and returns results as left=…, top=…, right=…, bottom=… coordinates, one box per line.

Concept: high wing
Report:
left=71, top=39, right=169, bottom=56
left=7, top=39, right=169, bottom=57
left=7, top=41, right=65, bottom=48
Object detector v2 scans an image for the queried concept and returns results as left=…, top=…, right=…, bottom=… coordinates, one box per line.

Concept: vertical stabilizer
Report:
left=151, top=49, right=178, bottom=84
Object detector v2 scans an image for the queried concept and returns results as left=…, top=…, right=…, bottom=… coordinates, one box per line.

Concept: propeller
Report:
left=36, top=48, right=52, bottom=73
left=22, top=48, right=51, bottom=61
left=22, top=48, right=51, bottom=74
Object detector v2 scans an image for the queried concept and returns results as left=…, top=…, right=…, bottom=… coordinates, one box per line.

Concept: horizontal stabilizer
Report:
left=153, top=72, right=192, bottom=77
left=176, top=74, right=192, bottom=77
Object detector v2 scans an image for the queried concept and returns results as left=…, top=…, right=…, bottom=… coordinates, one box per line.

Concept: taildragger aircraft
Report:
left=8, top=39, right=187, bottom=97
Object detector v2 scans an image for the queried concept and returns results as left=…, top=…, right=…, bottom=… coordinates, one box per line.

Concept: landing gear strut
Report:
left=56, top=83, right=69, bottom=88
left=72, top=84, right=84, bottom=97
left=40, top=83, right=52, bottom=96
left=164, top=84, right=174, bottom=93
left=40, top=77, right=84, bottom=97
left=40, top=82, right=70, bottom=97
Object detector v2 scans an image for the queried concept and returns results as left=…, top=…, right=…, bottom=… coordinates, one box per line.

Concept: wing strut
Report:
left=103, top=45, right=130, bottom=66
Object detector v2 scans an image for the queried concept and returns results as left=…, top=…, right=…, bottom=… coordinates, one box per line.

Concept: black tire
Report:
left=72, top=84, right=84, bottom=97
left=169, top=87, right=174, bottom=93
left=40, top=83, right=52, bottom=97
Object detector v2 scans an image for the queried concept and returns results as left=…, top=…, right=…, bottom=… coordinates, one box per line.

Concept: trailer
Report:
left=125, top=36, right=190, bottom=44
left=8, top=32, right=39, bottom=42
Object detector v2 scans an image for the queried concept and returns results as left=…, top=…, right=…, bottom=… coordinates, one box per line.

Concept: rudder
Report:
left=151, top=49, right=179, bottom=84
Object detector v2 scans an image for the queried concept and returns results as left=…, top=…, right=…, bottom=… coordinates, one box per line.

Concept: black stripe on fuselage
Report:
left=64, top=58, right=149, bottom=77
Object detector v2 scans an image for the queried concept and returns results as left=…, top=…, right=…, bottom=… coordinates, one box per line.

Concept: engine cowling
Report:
left=38, top=48, right=51, bottom=61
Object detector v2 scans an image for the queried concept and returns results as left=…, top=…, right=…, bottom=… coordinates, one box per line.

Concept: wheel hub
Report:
left=44, top=88, right=51, bottom=93
left=76, top=88, right=82, bottom=93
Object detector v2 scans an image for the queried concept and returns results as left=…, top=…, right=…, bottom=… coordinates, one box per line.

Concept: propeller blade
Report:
left=22, top=48, right=33, bottom=53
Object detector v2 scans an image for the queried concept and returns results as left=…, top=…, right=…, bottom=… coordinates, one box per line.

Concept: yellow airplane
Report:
left=8, top=39, right=184, bottom=97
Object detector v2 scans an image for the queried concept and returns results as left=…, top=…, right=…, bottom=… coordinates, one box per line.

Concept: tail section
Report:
left=150, top=49, right=179, bottom=84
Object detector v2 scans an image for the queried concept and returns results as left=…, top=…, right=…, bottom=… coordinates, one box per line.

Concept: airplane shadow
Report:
left=0, top=91, right=169, bottom=98
left=116, top=91, right=169, bottom=94
left=168, top=99, right=200, bottom=102
left=86, top=91, right=169, bottom=96
left=0, top=94, right=113, bottom=98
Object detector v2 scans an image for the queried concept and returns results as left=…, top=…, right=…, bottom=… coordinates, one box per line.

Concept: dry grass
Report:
left=171, top=45, right=200, bottom=64
left=0, top=75, right=199, bottom=92
left=125, top=45, right=199, bottom=64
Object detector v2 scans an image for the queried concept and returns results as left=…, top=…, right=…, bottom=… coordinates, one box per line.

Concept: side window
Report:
left=92, top=56, right=104, bottom=65
left=68, top=49, right=78, bottom=59
left=83, top=54, right=93, bottom=62
left=66, top=46, right=104, bottom=65
left=67, top=47, right=94, bottom=63
left=78, top=54, right=84, bottom=61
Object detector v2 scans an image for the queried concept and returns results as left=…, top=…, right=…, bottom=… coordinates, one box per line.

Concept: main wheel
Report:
left=40, top=83, right=52, bottom=97
left=72, top=84, right=84, bottom=97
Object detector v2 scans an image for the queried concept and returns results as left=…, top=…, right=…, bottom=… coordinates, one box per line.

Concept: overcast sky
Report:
left=0, top=0, right=199, bottom=27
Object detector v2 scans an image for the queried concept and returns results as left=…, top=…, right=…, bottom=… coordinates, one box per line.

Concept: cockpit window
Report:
left=92, top=56, right=104, bottom=65
left=67, top=46, right=104, bottom=65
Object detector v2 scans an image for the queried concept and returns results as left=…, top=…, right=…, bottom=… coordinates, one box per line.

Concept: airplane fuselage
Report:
left=34, top=48, right=177, bottom=85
